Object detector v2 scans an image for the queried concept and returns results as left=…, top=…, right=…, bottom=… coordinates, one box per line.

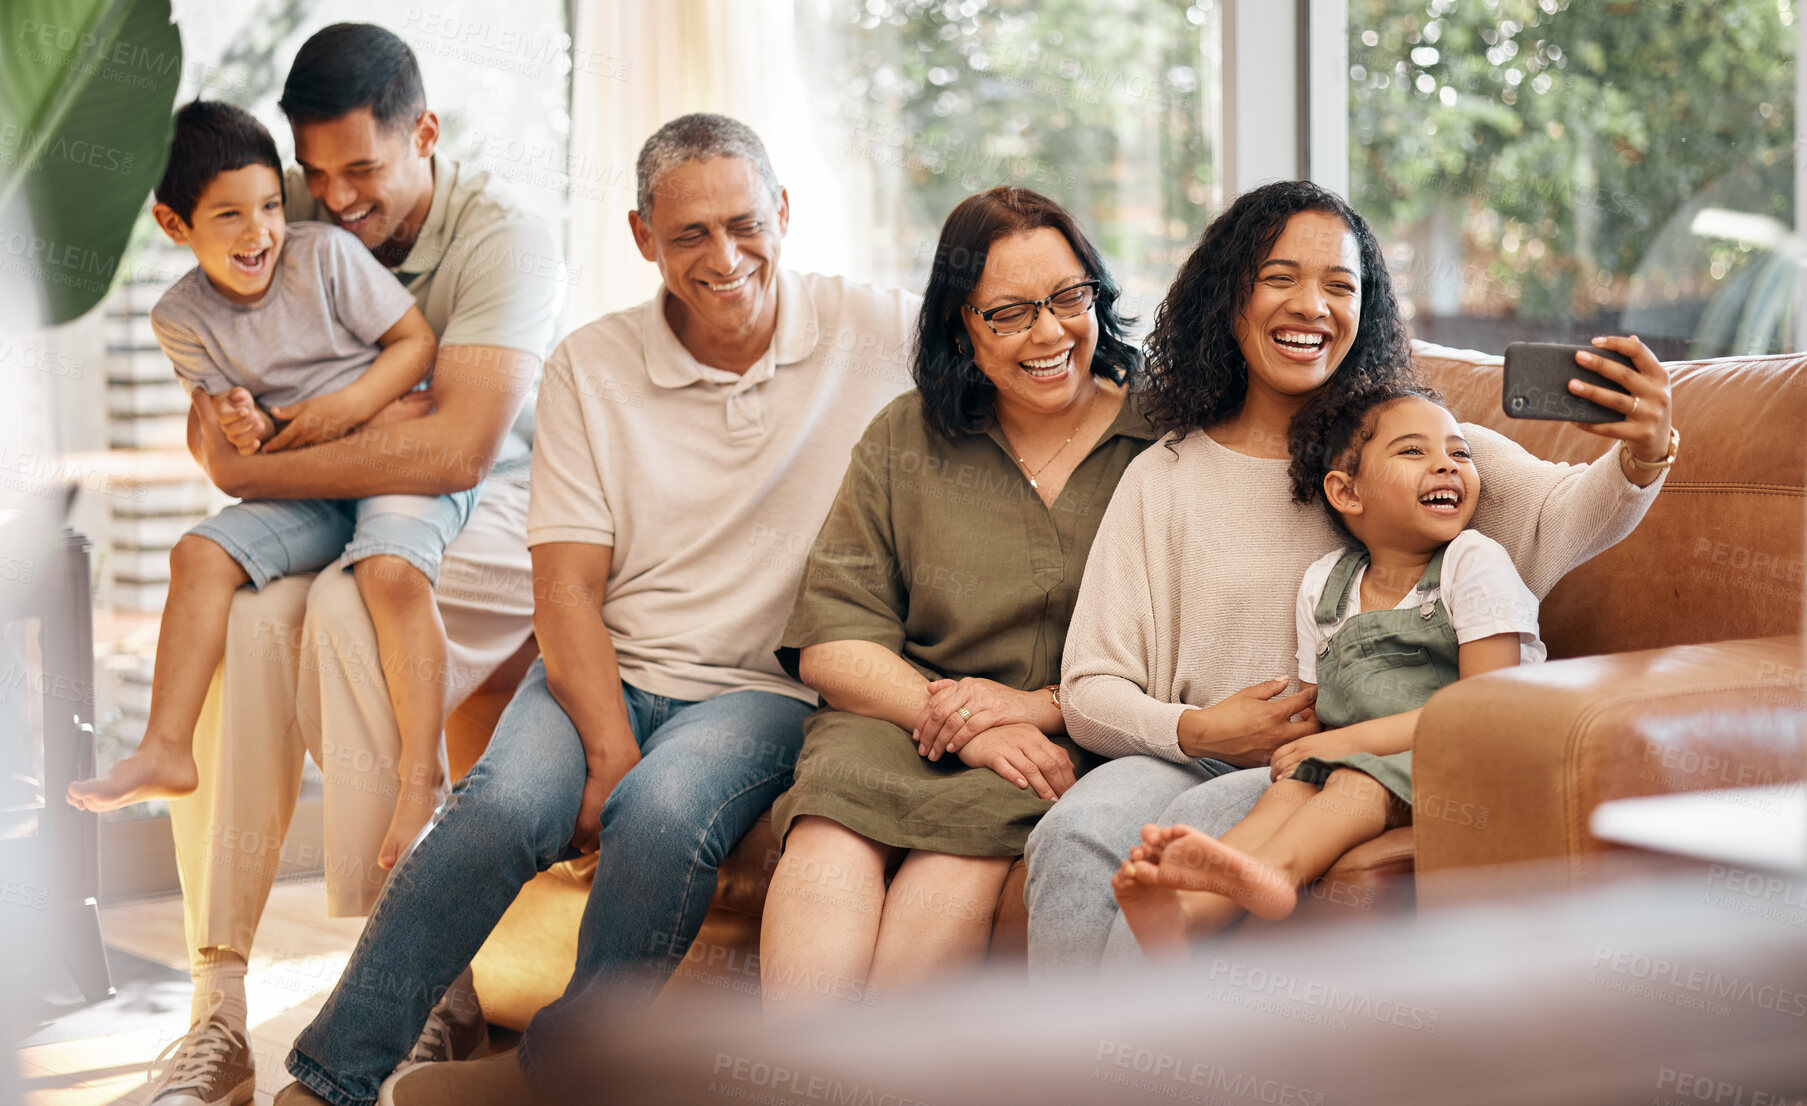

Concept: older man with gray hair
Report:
left=277, top=113, right=918, bottom=1106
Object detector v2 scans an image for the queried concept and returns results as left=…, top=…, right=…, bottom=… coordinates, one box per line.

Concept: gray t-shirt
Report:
left=150, top=220, right=417, bottom=408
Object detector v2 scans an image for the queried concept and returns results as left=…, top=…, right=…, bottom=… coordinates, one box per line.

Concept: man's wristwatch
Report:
left=1621, top=426, right=1681, bottom=472
left=1046, top=684, right=1061, bottom=712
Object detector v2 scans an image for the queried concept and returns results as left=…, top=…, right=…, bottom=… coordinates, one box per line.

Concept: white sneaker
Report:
left=404, top=995, right=490, bottom=1066
left=146, top=993, right=255, bottom=1106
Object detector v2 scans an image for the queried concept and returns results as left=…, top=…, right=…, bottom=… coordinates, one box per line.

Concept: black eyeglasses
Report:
left=963, top=279, right=1101, bottom=337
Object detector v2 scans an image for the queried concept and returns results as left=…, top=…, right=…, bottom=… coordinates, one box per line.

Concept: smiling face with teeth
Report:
left=1326, top=397, right=1480, bottom=553
left=960, top=227, right=1101, bottom=421
left=293, top=107, right=438, bottom=266
left=153, top=164, right=288, bottom=305
left=630, top=155, right=789, bottom=366
left=1232, top=210, right=1362, bottom=413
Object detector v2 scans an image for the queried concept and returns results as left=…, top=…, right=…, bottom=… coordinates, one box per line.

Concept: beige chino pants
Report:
left=167, top=470, right=533, bottom=962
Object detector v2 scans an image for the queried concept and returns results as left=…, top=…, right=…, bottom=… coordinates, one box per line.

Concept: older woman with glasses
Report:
left=758, top=187, right=1158, bottom=1010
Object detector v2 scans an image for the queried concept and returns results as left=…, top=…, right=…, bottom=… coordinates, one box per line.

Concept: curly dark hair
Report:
left=913, top=187, right=1138, bottom=439
left=1288, top=380, right=1446, bottom=538
left=1142, top=180, right=1412, bottom=440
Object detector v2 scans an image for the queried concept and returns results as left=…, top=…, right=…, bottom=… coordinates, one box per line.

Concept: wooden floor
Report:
left=18, top=880, right=366, bottom=1105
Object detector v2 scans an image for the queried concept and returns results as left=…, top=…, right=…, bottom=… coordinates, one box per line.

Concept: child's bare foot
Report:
left=1112, top=854, right=1192, bottom=957
left=66, top=740, right=198, bottom=811
left=378, top=763, right=447, bottom=870
left=1145, top=824, right=1298, bottom=921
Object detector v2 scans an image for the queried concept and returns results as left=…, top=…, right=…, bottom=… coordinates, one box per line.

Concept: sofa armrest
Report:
left=1412, top=635, right=1805, bottom=909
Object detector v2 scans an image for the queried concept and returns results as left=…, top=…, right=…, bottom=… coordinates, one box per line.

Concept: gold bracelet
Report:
left=1047, top=684, right=1061, bottom=711
left=1621, top=426, right=1681, bottom=472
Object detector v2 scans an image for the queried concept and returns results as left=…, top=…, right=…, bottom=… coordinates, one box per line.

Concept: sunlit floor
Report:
left=19, top=879, right=364, bottom=1105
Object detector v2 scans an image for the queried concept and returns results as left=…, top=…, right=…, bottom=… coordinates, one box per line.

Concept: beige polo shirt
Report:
left=528, top=269, right=920, bottom=704
left=283, top=153, right=562, bottom=467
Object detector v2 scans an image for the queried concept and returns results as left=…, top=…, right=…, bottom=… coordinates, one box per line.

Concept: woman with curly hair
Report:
left=1025, top=179, right=1679, bottom=972
left=760, top=186, right=1159, bottom=1009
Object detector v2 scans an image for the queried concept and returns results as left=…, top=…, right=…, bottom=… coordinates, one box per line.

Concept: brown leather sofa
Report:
left=462, top=342, right=1807, bottom=1029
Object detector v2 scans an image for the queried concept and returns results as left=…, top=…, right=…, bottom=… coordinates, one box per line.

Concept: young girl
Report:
left=1111, top=382, right=1546, bottom=952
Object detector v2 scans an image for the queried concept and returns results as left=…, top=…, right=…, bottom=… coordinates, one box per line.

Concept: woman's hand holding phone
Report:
left=1502, top=334, right=1675, bottom=487
left=1566, top=335, right=1674, bottom=468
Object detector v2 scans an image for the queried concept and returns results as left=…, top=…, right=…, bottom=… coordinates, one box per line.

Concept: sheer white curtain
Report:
left=566, top=0, right=863, bottom=328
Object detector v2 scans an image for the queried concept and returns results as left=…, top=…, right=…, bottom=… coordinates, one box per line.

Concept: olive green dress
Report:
left=770, top=388, right=1159, bottom=857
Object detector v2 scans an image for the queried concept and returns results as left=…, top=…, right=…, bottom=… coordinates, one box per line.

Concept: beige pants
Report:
left=168, top=470, right=534, bottom=961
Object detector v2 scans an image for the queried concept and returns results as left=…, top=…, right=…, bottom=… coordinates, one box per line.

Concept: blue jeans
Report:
left=286, top=659, right=812, bottom=1106
left=1023, top=755, right=1258, bottom=981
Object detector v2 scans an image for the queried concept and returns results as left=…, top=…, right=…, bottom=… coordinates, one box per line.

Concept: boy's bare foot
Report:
left=1145, top=824, right=1298, bottom=921
left=378, top=763, right=447, bottom=870
left=1112, top=853, right=1192, bottom=957
left=66, top=741, right=199, bottom=811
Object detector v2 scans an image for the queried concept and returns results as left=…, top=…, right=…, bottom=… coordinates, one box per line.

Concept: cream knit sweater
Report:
left=1060, top=424, right=1665, bottom=762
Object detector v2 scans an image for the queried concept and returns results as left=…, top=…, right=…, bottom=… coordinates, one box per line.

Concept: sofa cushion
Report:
left=714, top=813, right=782, bottom=918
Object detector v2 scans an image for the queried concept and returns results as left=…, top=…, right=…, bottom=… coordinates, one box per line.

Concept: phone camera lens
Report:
left=1509, top=396, right=1525, bottom=411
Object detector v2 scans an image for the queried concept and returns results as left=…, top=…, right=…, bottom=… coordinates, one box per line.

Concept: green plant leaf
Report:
left=0, top=0, right=181, bottom=326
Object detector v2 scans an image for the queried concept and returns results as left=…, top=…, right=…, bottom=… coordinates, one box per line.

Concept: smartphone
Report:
left=1501, top=342, right=1634, bottom=422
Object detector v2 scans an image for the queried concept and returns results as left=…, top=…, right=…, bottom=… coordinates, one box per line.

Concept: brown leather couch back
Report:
left=1414, top=345, right=1807, bottom=659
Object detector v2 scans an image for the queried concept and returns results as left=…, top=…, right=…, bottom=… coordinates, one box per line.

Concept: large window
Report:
left=1350, top=0, right=1796, bottom=359
left=795, top=0, right=1225, bottom=317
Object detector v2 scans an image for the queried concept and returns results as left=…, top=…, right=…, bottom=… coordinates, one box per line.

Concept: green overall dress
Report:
left=1292, top=545, right=1460, bottom=804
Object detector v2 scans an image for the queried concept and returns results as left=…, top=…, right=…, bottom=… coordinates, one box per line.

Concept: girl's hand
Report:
left=1569, top=335, right=1675, bottom=474
left=914, top=677, right=1050, bottom=761
left=1272, top=709, right=1419, bottom=781
left=1177, top=678, right=1319, bottom=764
left=1270, top=729, right=1366, bottom=783
left=955, top=723, right=1075, bottom=800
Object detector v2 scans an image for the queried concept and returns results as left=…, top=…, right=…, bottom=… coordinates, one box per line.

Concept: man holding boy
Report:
left=149, top=23, right=560, bottom=1106
left=69, top=98, right=462, bottom=873
left=277, top=113, right=917, bottom=1106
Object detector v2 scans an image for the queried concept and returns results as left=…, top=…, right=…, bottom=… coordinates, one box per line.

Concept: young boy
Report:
left=68, top=101, right=468, bottom=882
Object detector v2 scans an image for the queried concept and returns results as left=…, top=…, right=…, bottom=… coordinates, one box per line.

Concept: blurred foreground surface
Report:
left=574, top=853, right=1807, bottom=1106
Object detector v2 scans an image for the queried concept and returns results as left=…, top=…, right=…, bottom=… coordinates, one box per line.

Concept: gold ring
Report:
left=957, top=707, right=972, bottom=722
left=1631, top=396, right=1641, bottom=417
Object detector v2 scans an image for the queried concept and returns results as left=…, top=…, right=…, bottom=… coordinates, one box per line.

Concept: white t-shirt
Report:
left=527, top=269, right=919, bottom=704
left=1295, top=528, right=1546, bottom=683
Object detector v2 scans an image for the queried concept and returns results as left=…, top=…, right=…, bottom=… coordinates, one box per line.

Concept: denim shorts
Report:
left=187, top=487, right=481, bottom=590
